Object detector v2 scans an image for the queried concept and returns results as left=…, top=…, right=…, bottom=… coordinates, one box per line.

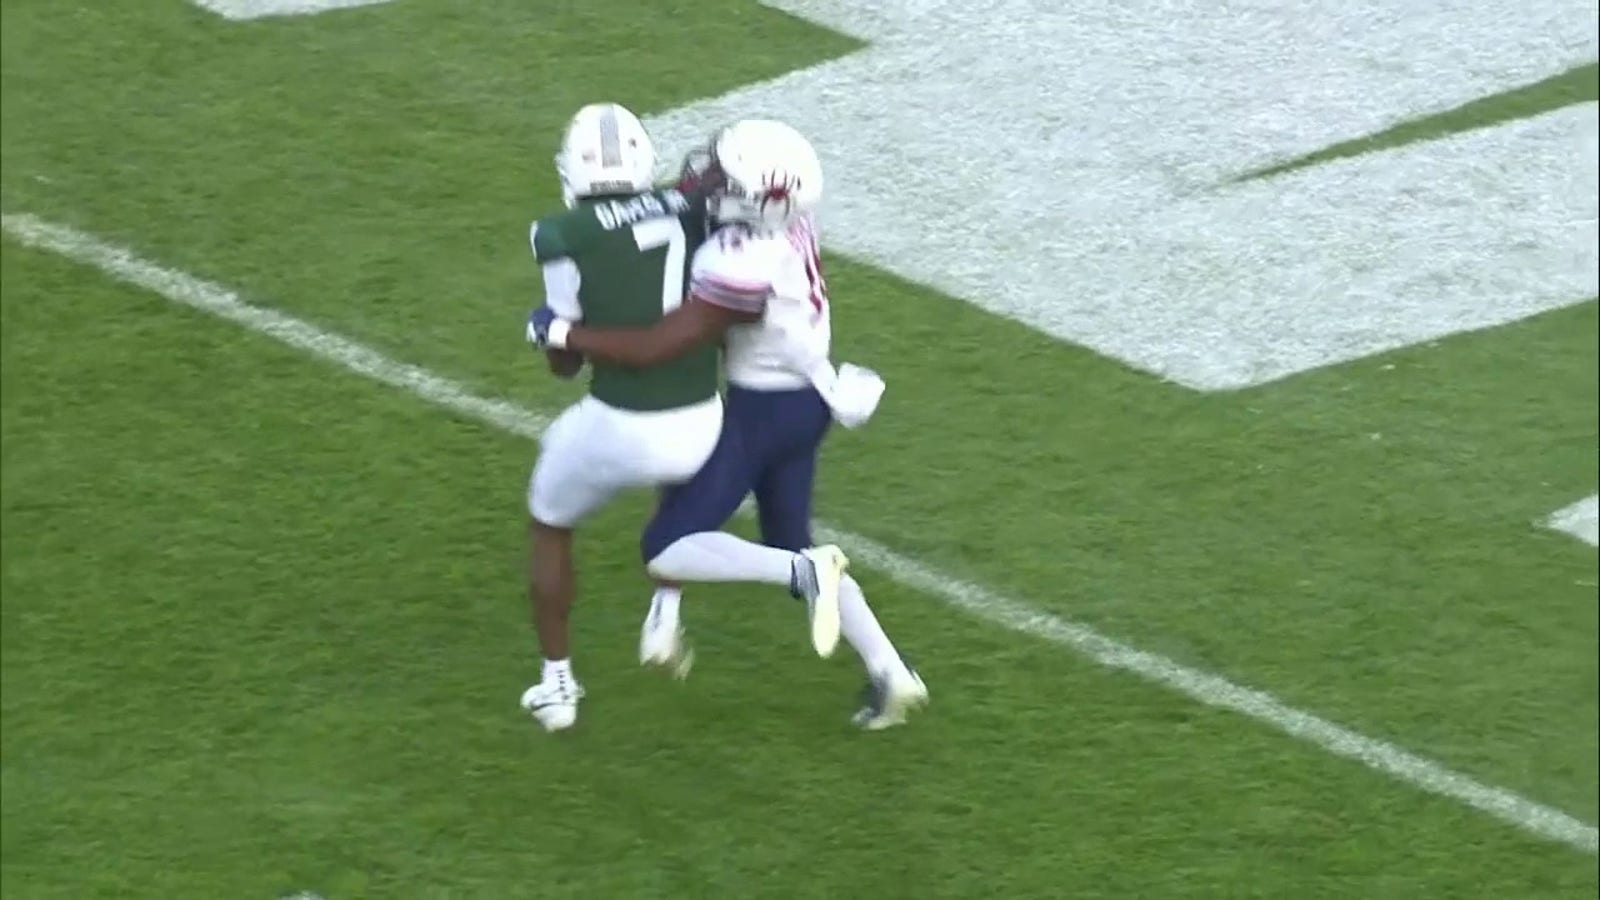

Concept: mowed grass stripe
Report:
left=5, top=209, right=1594, bottom=855
left=1239, top=61, right=1600, bottom=181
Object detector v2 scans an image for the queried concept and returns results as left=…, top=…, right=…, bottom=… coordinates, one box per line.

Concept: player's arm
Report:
left=541, top=262, right=585, bottom=377
left=561, top=296, right=757, bottom=368
left=530, top=222, right=586, bottom=379
left=545, top=347, right=583, bottom=378
left=558, top=260, right=767, bottom=366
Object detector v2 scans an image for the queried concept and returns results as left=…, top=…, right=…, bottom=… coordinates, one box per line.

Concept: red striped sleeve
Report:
left=692, top=271, right=771, bottom=313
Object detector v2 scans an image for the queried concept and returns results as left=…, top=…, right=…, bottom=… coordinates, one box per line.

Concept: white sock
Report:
left=648, top=585, right=682, bottom=629
left=839, top=574, right=901, bottom=675
left=543, top=657, right=573, bottom=683
left=647, top=532, right=795, bottom=586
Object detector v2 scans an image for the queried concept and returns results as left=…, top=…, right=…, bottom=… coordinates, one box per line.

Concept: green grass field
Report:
left=3, top=2, right=1597, bottom=898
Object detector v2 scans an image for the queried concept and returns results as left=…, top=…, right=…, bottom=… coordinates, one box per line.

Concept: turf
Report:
left=2, top=1, right=1596, bottom=897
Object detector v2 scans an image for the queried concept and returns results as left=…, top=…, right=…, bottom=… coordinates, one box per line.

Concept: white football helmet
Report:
left=705, top=119, right=823, bottom=232
left=555, top=103, right=657, bottom=208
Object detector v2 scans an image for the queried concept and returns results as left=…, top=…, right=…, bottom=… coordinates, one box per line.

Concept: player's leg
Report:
left=643, top=489, right=688, bottom=674
left=635, top=427, right=751, bottom=677
left=756, top=449, right=904, bottom=673
left=518, top=399, right=620, bottom=732
left=748, top=386, right=828, bottom=553
left=751, top=388, right=929, bottom=728
left=644, top=531, right=847, bottom=659
left=595, top=397, right=728, bottom=673
left=642, top=387, right=847, bottom=658
left=838, top=572, right=929, bottom=730
left=529, top=520, right=578, bottom=662
left=643, top=584, right=686, bottom=673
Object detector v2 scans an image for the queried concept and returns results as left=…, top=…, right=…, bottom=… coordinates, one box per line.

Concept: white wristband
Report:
left=547, top=318, right=572, bottom=350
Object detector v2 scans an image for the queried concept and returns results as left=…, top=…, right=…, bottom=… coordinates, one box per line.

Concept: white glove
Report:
left=810, top=361, right=885, bottom=429
left=771, top=324, right=885, bottom=428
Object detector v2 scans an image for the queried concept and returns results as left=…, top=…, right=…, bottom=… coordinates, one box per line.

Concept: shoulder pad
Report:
left=693, top=230, right=778, bottom=290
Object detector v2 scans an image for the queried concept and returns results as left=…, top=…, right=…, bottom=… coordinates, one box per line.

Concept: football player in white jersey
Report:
left=529, top=119, right=928, bottom=728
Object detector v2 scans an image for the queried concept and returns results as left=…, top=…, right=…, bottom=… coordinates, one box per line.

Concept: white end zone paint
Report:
left=646, top=0, right=1600, bottom=390
left=4, top=211, right=1595, bottom=854
left=193, top=0, right=391, bottom=20
left=1547, top=495, right=1599, bottom=546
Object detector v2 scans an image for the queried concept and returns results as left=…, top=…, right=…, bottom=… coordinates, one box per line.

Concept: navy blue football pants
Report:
left=641, top=384, right=832, bottom=562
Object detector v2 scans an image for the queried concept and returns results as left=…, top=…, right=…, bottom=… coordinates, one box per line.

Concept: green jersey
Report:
left=531, top=188, right=718, bottom=412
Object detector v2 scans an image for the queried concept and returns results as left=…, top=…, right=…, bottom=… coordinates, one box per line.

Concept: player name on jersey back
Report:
left=590, top=190, right=691, bottom=232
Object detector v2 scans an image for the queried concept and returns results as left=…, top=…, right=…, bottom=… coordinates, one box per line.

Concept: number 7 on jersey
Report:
left=632, top=218, right=688, bottom=314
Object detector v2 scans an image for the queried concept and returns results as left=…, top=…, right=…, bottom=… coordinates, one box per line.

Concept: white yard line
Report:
left=4, top=210, right=1595, bottom=855
left=192, top=0, right=393, bottom=20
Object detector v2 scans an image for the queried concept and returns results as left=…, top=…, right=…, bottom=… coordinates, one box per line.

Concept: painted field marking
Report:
left=3, top=210, right=1594, bottom=855
left=1547, top=495, right=1600, bottom=547
left=193, top=0, right=392, bottom=21
left=646, top=0, right=1599, bottom=390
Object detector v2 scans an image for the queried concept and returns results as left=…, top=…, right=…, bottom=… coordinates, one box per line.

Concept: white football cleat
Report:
left=520, top=676, right=585, bottom=732
left=794, top=545, right=847, bottom=658
left=639, top=613, right=695, bottom=680
left=852, top=659, right=929, bottom=731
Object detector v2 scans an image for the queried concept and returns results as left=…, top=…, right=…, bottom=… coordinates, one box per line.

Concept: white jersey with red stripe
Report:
left=687, top=215, right=832, bottom=391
